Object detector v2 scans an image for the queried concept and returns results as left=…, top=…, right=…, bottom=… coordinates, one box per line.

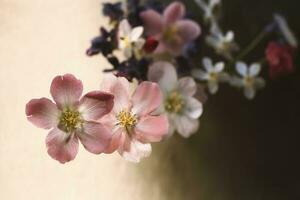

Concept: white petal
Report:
left=209, top=0, right=221, bottom=7
left=249, top=63, right=261, bottom=77
left=208, top=81, right=219, bottom=94
left=192, top=69, right=209, bottom=80
left=202, top=57, right=213, bottom=72
left=183, top=96, right=203, bottom=119
left=206, top=35, right=219, bottom=48
left=194, top=0, right=208, bottom=10
left=147, top=61, right=177, bottom=92
left=119, top=19, right=132, bottom=38
left=122, top=140, right=152, bottom=163
left=123, top=47, right=133, bottom=59
left=230, top=76, right=243, bottom=87
left=244, top=87, right=255, bottom=100
left=274, top=14, right=298, bottom=48
left=225, top=31, right=234, bottom=42
left=219, top=72, right=230, bottom=82
left=177, top=77, right=197, bottom=96
left=236, top=62, right=248, bottom=76
left=130, top=26, right=144, bottom=42
left=254, top=77, right=265, bottom=89
left=174, top=115, right=199, bottom=138
left=214, top=62, right=225, bottom=72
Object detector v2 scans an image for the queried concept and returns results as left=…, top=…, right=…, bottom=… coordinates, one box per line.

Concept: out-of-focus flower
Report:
left=148, top=62, right=203, bottom=138
left=231, top=62, right=265, bottom=100
left=193, top=57, right=229, bottom=94
left=103, top=2, right=124, bottom=23
left=265, top=41, right=294, bottom=79
left=25, top=74, right=114, bottom=163
left=194, top=0, right=221, bottom=22
left=99, top=75, right=168, bottom=163
left=206, top=22, right=238, bottom=60
left=140, top=1, right=201, bottom=56
left=118, top=19, right=145, bottom=59
left=274, top=14, right=298, bottom=48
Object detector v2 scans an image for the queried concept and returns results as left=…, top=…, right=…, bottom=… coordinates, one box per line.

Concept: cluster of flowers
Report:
left=26, top=0, right=298, bottom=164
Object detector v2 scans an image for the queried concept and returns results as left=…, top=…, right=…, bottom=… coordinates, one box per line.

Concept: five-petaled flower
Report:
left=118, top=19, right=145, bottom=59
left=265, top=41, right=294, bottom=79
left=193, top=57, right=229, bottom=94
left=99, top=74, right=169, bottom=163
left=148, top=62, right=203, bottom=138
left=206, top=22, right=238, bottom=60
left=26, top=74, right=114, bottom=163
left=140, top=1, right=201, bottom=56
left=231, top=62, right=265, bottom=100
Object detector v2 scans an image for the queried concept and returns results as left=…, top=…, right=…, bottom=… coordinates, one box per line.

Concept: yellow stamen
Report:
left=58, top=108, right=82, bottom=133
left=116, top=110, right=138, bottom=129
left=165, top=91, right=184, bottom=113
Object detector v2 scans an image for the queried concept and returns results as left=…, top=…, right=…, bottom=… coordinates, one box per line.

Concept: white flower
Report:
left=193, top=57, right=229, bottom=94
left=118, top=19, right=145, bottom=59
left=206, top=22, right=238, bottom=60
left=148, top=62, right=203, bottom=138
left=274, top=14, right=298, bottom=48
left=194, top=0, right=221, bottom=22
left=231, top=62, right=265, bottom=100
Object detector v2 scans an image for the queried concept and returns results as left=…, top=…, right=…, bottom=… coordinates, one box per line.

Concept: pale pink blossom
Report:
left=26, top=74, right=114, bottom=163
left=148, top=62, right=203, bottom=138
left=99, top=75, right=169, bottom=163
left=140, top=1, right=201, bottom=56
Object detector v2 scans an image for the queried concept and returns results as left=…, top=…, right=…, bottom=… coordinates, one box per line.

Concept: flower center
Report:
left=244, top=76, right=254, bottom=87
left=209, top=72, right=218, bottom=81
left=58, top=108, right=82, bottom=133
left=162, top=25, right=179, bottom=44
left=120, top=36, right=132, bottom=48
left=116, top=110, right=138, bottom=129
left=165, top=91, right=184, bottom=113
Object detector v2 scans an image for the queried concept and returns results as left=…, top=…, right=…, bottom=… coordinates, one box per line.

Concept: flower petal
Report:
left=177, top=77, right=197, bottom=96
left=230, top=76, right=243, bottom=87
left=236, top=62, right=248, bottom=76
left=79, top=91, right=114, bottom=121
left=26, top=98, right=60, bottom=129
left=244, top=87, right=255, bottom=100
left=174, top=115, right=199, bottom=138
left=121, top=139, right=152, bottom=163
left=208, top=81, right=219, bottom=94
left=148, top=61, right=177, bottom=92
left=135, top=115, right=169, bottom=143
left=100, top=74, right=130, bottom=113
left=183, top=96, right=203, bottom=119
left=214, top=62, right=225, bottom=72
left=202, top=57, right=213, bottom=72
left=50, top=74, right=83, bottom=109
left=176, top=20, right=201, bottom=42
left=46, top=128, right=79, bottom=164
left=193, top=69, right=208, bottom=81
left=77, top=121, right=112, bottom=154
left=103, top=127, right=123, bottom=154
left=225, top=31, right=234, bottom=42
left=274, top=14, right=298, bottom=48
left=140, top=10, right=163, bottom=36
left=119, top=19, right=132, bottom=38
left=130, top=27, right=144, bottom=42
left=132, top=81, right=162, bottom=116
left=249, top=63, right=261, bottom=77
left=163, top=2, right=185, bottom=25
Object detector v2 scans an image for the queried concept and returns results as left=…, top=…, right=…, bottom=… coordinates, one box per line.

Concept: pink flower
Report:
left=25, top=74, right=114, bottom=164
left=99, top=75, right=169, bottom=162
left=140, top=1, right=201, bottom=56
left=265, top=41, right=294, bottom=79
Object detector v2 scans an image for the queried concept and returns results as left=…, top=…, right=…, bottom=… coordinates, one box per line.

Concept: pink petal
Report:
left=177, top=77, right=197, bottom=96
left=79, top=91, right=114, bottom=121
left=26, top=98, right=60, bottom=129
left=140, top=10, right=164, bottom=36
left=176, top=20, right=201, bottom=42
left=46, top=128, right=79, bottom=164
left=117, top=132, right=131, bottom=155
left=100, top=74, right=130, bottom=113
left=103, top=127, right=123, bottom=154
left=163, top=2, right=185, bottom=25
left=77, top=121, right=112, bottom=154
left=50, top=74, right=83, bottom=109
left=131, top=81, right=162, bottom=116
left=135, top=115, right=169, bottom=143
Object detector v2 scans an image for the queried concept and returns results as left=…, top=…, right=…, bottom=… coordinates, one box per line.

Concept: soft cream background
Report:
left=0, top=0, right=205, bottom=199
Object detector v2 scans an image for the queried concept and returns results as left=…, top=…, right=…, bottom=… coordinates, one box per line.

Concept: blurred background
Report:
left=0, top=0, right=299, bottom=199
